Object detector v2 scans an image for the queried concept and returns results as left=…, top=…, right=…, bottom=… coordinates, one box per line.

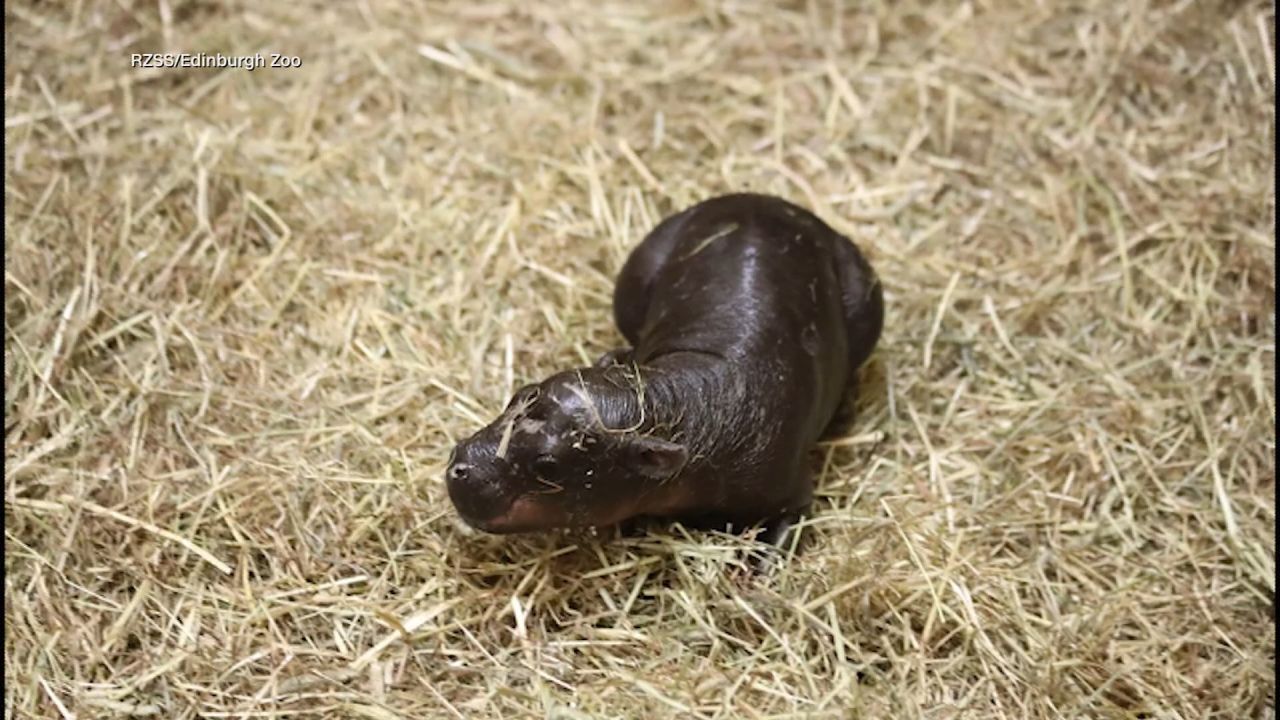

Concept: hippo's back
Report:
left=632, top=194, right=854, bottom=441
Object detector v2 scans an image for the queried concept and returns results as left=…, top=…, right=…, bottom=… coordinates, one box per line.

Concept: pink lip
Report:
left=467, top=493, right=644, bottom=534
left=475, top=495, right=564, bottom=533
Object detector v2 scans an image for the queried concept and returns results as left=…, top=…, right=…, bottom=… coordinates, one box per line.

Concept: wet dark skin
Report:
left=446, top=193, right=883, bottom=547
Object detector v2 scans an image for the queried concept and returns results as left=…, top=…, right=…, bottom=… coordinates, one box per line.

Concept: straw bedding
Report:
left=5, top=1, right=1275, bottom=717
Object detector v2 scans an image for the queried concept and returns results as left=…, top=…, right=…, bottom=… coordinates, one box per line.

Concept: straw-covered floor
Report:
left=5, top=1, right=1275, bottom=717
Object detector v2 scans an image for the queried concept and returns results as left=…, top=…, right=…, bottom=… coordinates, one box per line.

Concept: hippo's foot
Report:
left=739, top=507, right=810, bottom=575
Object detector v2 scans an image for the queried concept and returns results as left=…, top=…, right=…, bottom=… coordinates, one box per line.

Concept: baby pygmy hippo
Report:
left=446, top=193, right=883, bottom=545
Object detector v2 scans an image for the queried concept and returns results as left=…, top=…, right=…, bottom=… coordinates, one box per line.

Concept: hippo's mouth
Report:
left=463, top=494, right=569, bottom=534
left=457, top=488, right=651, bottom=535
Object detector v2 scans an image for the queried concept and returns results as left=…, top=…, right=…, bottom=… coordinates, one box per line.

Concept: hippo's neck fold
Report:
left=591, top=351, right=738, bottom=468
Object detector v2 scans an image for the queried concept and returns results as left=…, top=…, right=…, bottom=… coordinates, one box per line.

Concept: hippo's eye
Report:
left=507, top=386, right=540, bottom=411
left=532, top=455, right=558, bottom=475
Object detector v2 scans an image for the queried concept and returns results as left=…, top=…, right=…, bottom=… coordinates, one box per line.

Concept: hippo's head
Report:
left=444, top=369, right=688, bottom=533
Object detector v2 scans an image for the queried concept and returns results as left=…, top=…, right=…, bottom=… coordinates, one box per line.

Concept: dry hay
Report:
left=4, top=0, right=1275, bottom=718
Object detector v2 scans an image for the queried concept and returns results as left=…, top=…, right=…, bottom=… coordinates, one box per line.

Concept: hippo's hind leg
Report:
left=612, top=207, right=693, bottom=344
left=825, top=236, right=885, bottom=433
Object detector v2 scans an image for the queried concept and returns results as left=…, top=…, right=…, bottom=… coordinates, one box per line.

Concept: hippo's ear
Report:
left=620, top=435, right=688, bottom=479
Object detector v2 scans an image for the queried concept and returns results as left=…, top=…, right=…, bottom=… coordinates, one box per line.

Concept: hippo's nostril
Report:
left=447, top=463, right=470, bottom=483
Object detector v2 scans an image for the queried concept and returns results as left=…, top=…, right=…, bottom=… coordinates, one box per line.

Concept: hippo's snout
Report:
left=445, top=436, right=575, bottom=534
left=445, top=440, right=514, bottom=531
